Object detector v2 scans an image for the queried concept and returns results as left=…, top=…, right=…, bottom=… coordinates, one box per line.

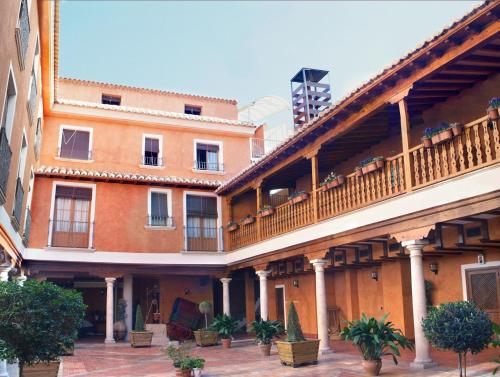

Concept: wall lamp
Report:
left=293, top=279, right=299, bottom=288
left=429, top=262, right=438, bottom=275
left=371, top=271, right=378, bottom=281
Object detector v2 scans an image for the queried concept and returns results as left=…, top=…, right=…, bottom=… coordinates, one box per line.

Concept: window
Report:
left=59, top=127, right=92, bottom=160
left=11, top=133, right=27, bottom=230
left=18, top=132, right=28, bottom=184
left=184, top=105, right=201, bottom=116
left=34, top=117, right=41, bottom=160
left=147, top=189, right=172, bottom=227
left=142, top=134, right=163, bottom=167
left=185, top=194, right=218, bottom=251
left=1, top=67, right=18, bottom=142
left=27, top=68, right=37, bottom=123
left=51, top=185, right=93, bottom=248
left=101, top=94, right=121, bottom=106
left=195, top=141, right=222, bottom=171
left=15, top=0, right=30, bottom=70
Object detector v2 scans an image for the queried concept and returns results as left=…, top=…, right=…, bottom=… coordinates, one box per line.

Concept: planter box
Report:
left=227, top=223, right=238, bottom=232
left=488, top=108, right=499, bottom=121
left=194, top=330, right=218, bottom=346
left=130, top=330, right=153, bottom=347
left=289, top=193, right=309, bottom=205
left=431, top=128, right=453, bottom=145
left=242, top=216, right=255, bottom=225
left=276, top=339, right=320, bottom=367
left=422, top=137, right=432, bottom=148
left=21, top=361, right=60, bottom=377
left=361, top=159, right=385, bottom=175
left=321, top=175, right=345, bottom=191
left=259, top=208, right=275, bottom=217
left=355, top=167, right=363, bottom=178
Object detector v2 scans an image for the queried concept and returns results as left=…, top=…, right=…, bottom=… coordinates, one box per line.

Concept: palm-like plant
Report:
left=250, top=320, right=283, bottom=345
left=210, top=314, right=238, bottom=339
left=341, top=313, right=413, bottom=364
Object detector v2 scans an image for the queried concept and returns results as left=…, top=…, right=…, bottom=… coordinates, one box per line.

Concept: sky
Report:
left=59, top=1, right=481, bottom=124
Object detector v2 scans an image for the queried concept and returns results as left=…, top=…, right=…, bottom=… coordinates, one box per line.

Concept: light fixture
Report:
left=293, top=279, right=299, bottom=288
left=371, top=271, right=378, bottom=281
left=429, top=263, right=438, bottom=275
left=478, top=253, right=486, bottom=264
left=184, top=288, right=190, bottom=295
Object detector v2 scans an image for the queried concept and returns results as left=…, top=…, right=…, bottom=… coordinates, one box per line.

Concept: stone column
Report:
left=15, top=275, right=27, bottom=286
left=402, top=239, right=434, bottom=369
left=0, top=265, right=11, bottom=377
left=220, top=278, right=232, bottom=316
left=312, top=259, right=331, bottom=354
left=104, top=277, right=116, bottom=344
left=123, top=275, right=133, bottom=340
left=256, top=270, right=270, bottom=321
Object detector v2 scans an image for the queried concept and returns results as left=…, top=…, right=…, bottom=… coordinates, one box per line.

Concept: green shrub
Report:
left=422, top=301, right=493, bottom=377
left=250, top=319, right=283, bottom=345
left=0, top=280, right=85, bottom=370
left=341, top=313, right=413, bottom=364
left=286, top=302, right=305, bottom=342
left=210, top=314, right=238, bottom=339
left=134, top=305, right=145, bottom=331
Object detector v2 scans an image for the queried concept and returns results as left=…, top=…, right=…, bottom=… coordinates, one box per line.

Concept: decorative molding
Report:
left=391, top=225, right=435, bottom=243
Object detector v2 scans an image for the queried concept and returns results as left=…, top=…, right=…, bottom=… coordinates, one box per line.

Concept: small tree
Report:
left=286, top=302, right=305, bottom=342
left=198, top=301, right=212, bottom=329
left=422, top=301, right=493, bottom=377
left=0, top=280, right=85, bottom=372
left=134, top=305, right=145, bottom=332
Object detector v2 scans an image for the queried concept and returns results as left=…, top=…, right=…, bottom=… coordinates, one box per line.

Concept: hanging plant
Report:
left=320, top=172, right=345, bottom=191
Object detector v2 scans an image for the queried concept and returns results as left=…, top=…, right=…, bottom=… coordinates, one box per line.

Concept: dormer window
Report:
left=101, top=94, right=121, bottom=106
left=184, top=105, right=201, bottom=116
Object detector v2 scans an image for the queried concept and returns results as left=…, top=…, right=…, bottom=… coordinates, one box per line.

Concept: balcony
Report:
left=227, top=115, right=500, bottom=250
left=0, top=127, right=12, bottom=205
left=185, top=226, right=220, bottom=252
left=146, top=215, right=173, bottom=228
left=10, top=178, right=24, bottom=231
left=250, top=138, right=284, bottom=160
left=50, top=220, right=93, bottom=249
left=194, top=161, right=224, bottom=173
left=141, top=155, right=164, bottom=167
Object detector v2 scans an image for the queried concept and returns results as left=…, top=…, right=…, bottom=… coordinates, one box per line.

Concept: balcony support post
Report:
left=220, top=277, right=232, bottom=316
left=256, top=270, right=270, bottom=320
left=307, top=149, right=320, bottom=223
left=311, top=259, right=332, bottom=354
left=397, top=97, right=413, bottom=192
left=255, top=182, right=262, bottom=241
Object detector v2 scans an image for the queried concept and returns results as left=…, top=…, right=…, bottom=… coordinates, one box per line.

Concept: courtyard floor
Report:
left=61, top=339, right=498, bottom=377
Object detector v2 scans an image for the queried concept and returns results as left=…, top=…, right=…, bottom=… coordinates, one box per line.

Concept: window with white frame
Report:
left=147, top=189, right=172, bottom=227
left=184, top=105, right=201, bottom=116
left=27, top=67, right=37, bottom=123
left=195, top=141, right=222, bottom=172
left=185, top=194, right=218, bottom=251
left=59, top=126, right=92, bottom=160
left=1, top=67, right=17, bottom=143
left=142, top=134, right=163, bottom=167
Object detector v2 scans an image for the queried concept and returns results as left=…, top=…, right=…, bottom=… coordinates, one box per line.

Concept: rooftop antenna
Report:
left=290, top=68, right=331, bottom=129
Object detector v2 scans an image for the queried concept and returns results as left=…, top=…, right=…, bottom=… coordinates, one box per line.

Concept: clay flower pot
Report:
left=488, top=107, right=499, bottom=121
left=289, top=193, right=309, bottom=205
left=242, top=216, right=255, bottom=225
left=259, top=342, right=272, bottom=356
left=259, top=208, right=275, bottom=218
left=180, top=369, right=192, bottom=377
left=362, top=359, right=382, bottom=376
left=355, top=167, right=363, bottom=178
left=227, top=223, right=238, bottom=232
left=450, top=124, right=463, bottom=136
left=221, top=338, right=232, bottom=349
left=422, top=137, right=432, bottom=148
left=432, top=128, right=453, bottom=144
left=321, top=175, right=345, bottom=191
left=363, top=159, right=385, bottom=174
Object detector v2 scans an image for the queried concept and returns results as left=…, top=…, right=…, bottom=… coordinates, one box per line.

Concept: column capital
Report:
left=15, top=275, right=27, bottom=285
left=0, top=266, right=11, bottom=282
left=105, top=277, right=116, bottom=284
left=402, top=239, right=429, bottom=257
left=311, top=259, right=328, bottom=271
left=256, top=270, right=271, bottom=279
left=220, top=277, right=232, bottom=284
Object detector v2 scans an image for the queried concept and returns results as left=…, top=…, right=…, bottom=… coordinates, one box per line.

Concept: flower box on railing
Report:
left=242, top=215, right=255, bottom=225
left=227, top=222, right=239, bottom=232
left=487, top=98, right=499, bottom=121
left=320, top=174, right=345, bottom=191
left=422, top=123, right=462, bottom=147
left=258, top=206, right=275, bottom=218
left=356, top=157, right=385, bottom=176
left=288, top=192, right=309, bottom=205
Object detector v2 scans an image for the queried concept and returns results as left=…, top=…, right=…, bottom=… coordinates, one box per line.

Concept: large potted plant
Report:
left=341, top=313, right=413, bottom=376
left=129, top=305, right=153, bottom=347
left=422, top=301, right=492, bottom=377
left=194, top=301, right=218, bottom=346
left=210, top=314, right=238, bottom=348
left=0, top=280, right=85, bottom=377
left=276, top=302, right=320, bottom=367
left=250, top=319, right=283, bottom=356
left=113, top=298, right=127, bottom=341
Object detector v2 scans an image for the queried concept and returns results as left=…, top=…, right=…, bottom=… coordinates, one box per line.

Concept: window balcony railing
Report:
left=227, top=115, right=500, bottom=251
left=147, top=216, right=173, bottom=227
left=11, top=178, right=24, bottom=231
left=142, top=155, right=164, bottom=167
left=194, top=161, right=224, bottom=172
left=184, top=226, right=220, bottom=252
left=250, top=138, right=284, bottom=160
left=0, top=127, right=12, bottom=205
left=14, top=0, right=30, bottom=70
left=57, top=148, right=92, bottom=161
left=50, top=220, right=93, bottom=249
left=22, top=207, right=31, bottom=246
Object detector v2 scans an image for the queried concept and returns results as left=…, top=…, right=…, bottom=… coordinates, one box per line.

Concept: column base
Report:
left=410, top=360, right=436, bottom=369
left=104, top=339, right=116, bottom=344
left=319, top=347, right=334, bottom=355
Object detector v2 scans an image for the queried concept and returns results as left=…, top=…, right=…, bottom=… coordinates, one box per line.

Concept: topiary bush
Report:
left=286, top=302, right=305, bottom=342
left=0, top=280, right=86, bottom=372
left=422, top=301, right=493, bottom=377
left=134, top=304, right=145, bottom=332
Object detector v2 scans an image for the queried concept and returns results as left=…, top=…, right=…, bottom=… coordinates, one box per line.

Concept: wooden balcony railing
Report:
left=227, top=116, right=500, bottom=251
left=50, top=220, right=92, bottom=249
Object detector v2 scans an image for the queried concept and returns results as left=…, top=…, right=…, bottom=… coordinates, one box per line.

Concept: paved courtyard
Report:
left=60, top=339, right=498, bottom=377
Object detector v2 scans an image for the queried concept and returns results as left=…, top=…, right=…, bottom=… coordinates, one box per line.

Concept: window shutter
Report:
left=55, top=186, right=92, bottom=200
left=60, top=130, right=90, bottom=159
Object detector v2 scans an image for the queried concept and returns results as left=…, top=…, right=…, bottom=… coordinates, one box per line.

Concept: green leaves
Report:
left=340, top=312, right=413, bottom=364
left=286, top=302, right=306, bottom=342
left=210, top=314, right=238, bottom=339
left=250, top=320, right=283, bottom=345
left=134, top=305, right=145, bottom=331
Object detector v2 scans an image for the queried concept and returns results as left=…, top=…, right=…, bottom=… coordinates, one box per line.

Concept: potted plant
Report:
left=192, top=357, right=205, bottom=377
left=320, top=172, right=345, bottom=191
left=129, top=305, right=153, bottom=347
left=113, top=298, right=127, bottom=341
left=449, top=122, right=463, bottom=136
left=288, top=191, right=309, bottom=205
left=423, top=301, right=493, bottom=377
left=341, top=313, right=413, bottom=376
left=210, top=314, right=238, bottom=348
left=429, top=123, right=453, bottom=145
left=359, top=157, right=385, bottom=175
left=422, top=128, right=433, bottom=148
left=487, top=97, right=499, bottom=120
left=194, top=301, right=218, bottom=347
left=258, top=205, right=275, bottom=218
left=242, top=215, right=255, bottom=225
left=250, top=319, right=283, bottom=356
left=167, top=342, right=192, bottom=376
left=276, top=302, right=320, bottom=367
left=179, top=357, right=194, bottom=377
left=355, top=166, right=363, bottom=178
left=227, top=221, right=239, bottom=232
left=0, top=280, right=85, bottom=377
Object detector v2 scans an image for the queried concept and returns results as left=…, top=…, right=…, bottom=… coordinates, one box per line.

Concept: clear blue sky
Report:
left=60, top=1, right=481, bottom=110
